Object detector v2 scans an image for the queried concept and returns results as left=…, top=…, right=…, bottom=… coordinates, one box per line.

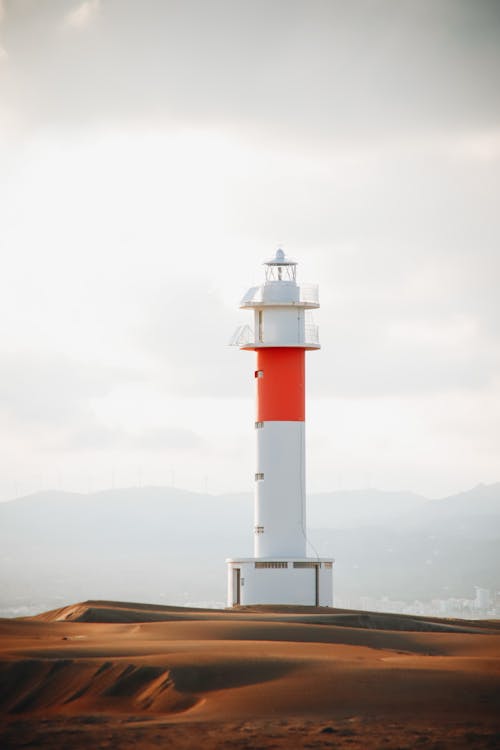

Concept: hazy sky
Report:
left=0, top=0, right=499, bottom=501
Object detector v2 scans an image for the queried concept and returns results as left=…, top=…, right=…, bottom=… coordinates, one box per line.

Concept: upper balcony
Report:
left=240, top=282, right=319, bottom=309
left=229, top=322, right=320, bottom=350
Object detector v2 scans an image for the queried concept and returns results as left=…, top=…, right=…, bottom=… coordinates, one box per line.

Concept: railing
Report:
left=240, top=286, right=262, bottom=306
left=240, top=283, right=319, bottom=307
left=304, top=323, right=320, bottom=345
left=229, top=324, right=254, bottom=347
left=229, top=323, right=320, bottom=347
left=299, top=284, right=319, bottom=306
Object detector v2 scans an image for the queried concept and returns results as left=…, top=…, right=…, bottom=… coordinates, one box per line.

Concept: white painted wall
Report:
left=255, top=421, right=306, bottom=557
left=226, top=559, right=334, bottom=607
left=253, top=306, right=305, bottom=346
left=261, top=279, right=300, bottom=305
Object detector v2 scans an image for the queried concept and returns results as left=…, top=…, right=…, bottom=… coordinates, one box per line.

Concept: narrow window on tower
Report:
left=255, top=421, right=264, bottom=429
left=255, top=472, right=264, bottom=481
left=258, top=310, right=263, bottom=342
left=254, top=370, right=264, bottom=378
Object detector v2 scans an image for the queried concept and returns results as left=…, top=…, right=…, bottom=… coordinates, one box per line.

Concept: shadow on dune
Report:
left=169, top=658, right=296, bottom=693
left=0, top=659, right=197, bottom=716
left=0, top=654, right=298, bottom=717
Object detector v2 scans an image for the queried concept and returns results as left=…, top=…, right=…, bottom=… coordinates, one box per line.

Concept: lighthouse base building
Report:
left=227, top=558, right=333, bottom=607
left=226, top=249, right=334, bottom=607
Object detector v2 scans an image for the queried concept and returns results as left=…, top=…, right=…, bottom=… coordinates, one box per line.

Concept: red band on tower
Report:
left=256, top=348, right=305, bottom=422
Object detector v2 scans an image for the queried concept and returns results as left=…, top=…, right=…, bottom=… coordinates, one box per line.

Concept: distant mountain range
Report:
left=0, top=483, right=499, bottom=615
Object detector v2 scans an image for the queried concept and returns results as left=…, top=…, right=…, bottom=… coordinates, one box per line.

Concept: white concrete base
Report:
left=226, top=558, right=334, bottom=607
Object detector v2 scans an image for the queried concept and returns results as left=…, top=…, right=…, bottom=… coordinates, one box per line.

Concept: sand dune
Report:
left=1, top=601, right=499, bottom=749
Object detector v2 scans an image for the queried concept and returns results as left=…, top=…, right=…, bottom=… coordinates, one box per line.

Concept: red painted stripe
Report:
left=255, top=348, right=305, bottom=421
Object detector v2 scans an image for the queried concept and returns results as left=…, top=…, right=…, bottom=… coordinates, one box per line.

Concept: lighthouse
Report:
left=227, top=249, right=334, bottom=607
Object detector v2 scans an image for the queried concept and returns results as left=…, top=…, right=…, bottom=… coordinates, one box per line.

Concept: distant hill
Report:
left=0, top=483, right=499, bottom=615
left=400, top=482, right=500, bottom=536
left=308, top=489, right=429, bottom=529
left=309, top=483, right=500, bottom=601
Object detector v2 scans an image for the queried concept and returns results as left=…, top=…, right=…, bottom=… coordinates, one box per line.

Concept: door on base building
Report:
left=232, top=568, right=241, bottom=606
left=314, top=564, right=320, bottom=607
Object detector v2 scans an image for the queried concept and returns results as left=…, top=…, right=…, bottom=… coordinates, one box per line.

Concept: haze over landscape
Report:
left=1, top=482, right=499, bottom=619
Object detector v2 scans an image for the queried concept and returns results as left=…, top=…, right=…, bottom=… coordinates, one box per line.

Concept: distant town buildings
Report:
left=335, top=586, right=499, bottom=619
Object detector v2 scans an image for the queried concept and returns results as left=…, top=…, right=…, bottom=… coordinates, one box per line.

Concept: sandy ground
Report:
left=1, top=601, right=499, bottom=749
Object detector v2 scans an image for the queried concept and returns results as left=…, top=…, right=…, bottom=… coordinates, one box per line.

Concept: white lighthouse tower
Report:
left=226, top=249, right=334, bottom=607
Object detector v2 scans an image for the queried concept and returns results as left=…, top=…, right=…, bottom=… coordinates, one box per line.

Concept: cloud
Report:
left=64, top=0, right=100, bottom=30
left=62, top=425, right=204, bottom=453
left=133, top=427, right=204, bottom=452
left=0, top=1, right=498, bottom=497
left=136, top=282, right=250, bottom=398
left=0, top=0, right=6, bottom=60
left=0, top=350, right=137, bottom=427
left=313, top=315, right=500, bottom=399
left=0, top=1, right=498, bottom=137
